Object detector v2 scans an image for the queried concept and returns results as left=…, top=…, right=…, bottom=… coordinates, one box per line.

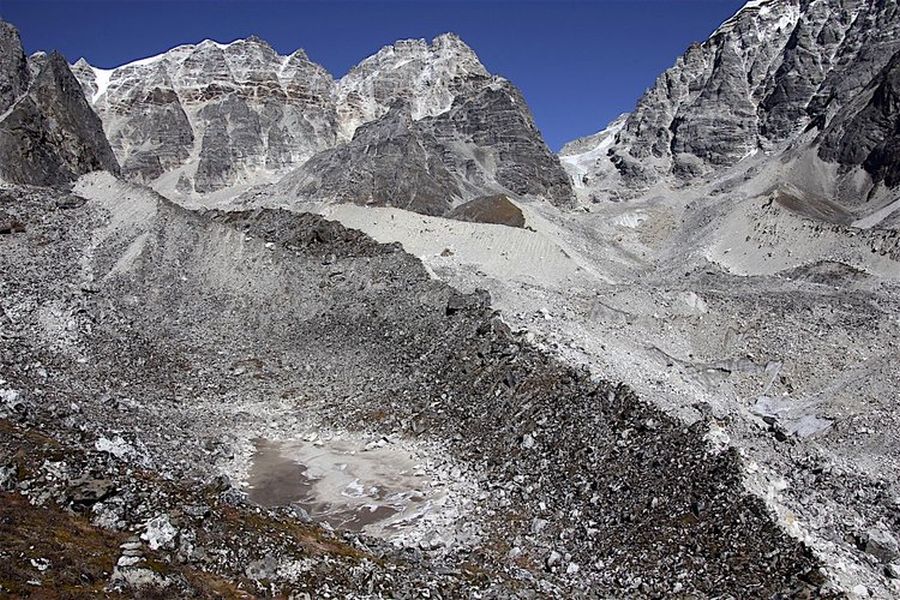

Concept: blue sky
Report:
left=1, top=0, right=745, bottom=150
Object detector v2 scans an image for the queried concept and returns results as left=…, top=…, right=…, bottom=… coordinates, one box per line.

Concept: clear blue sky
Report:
left=0, top=0, right=745, bottom=150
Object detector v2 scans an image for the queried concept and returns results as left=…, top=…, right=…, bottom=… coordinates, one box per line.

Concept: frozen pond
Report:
left=246, top=436, right=447, bottom=538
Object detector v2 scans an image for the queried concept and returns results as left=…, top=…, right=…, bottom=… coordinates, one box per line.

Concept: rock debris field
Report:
left=1, top=178, right=834, bottom=598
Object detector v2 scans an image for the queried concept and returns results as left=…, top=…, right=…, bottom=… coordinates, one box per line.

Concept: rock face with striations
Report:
left=72, top=33, right=573, bottom=212
left=818, top=49, right=900, bottom=190
left=0, top=21, right=118, bottom=186
left=561, top=0, right=900, bottom=206
left=72, top=37, right=337, bottom=192
left=272, top=103, right=461, bottom=215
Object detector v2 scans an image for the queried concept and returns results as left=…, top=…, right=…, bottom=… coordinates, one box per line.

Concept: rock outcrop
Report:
left=562, top=0, right=900, bottom=206
left=72, top=33, right=573, bottom=211
left=447, top=194, right=526, bottom=228
left=819, top=49, right=900, bottom=190
left=0, top=21, right=29, bottom=113
left=0, top=21, right=118, bottom=186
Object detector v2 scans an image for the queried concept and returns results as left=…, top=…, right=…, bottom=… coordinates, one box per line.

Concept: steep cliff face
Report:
left=0, top=21, right=29, bottom=113
left=0, top=21, right=118, bottom=186
left=272, top=103, right=462, bottom=215
left=562, top=0, right=900, bottom=205
left=434, top=80, right=574, bottom=206
left=270, top=78, right=573, bottom=213
left=72, top=33, right=573, bottom=211
left=73, top=37, right=338, bottom=191
left=819, top=48, right=900, bottom=189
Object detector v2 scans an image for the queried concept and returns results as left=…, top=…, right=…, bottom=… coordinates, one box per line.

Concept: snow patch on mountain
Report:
left=90, top=66, right=112, bottom=103
left=559, top=114, right=627, bottom=191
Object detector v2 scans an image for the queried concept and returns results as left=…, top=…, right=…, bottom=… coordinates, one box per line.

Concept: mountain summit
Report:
left=562, top=0, right=900, bottom=218
left=73, top=33, right=573, bottom=211
left=0, top=20, right=117, bottom=186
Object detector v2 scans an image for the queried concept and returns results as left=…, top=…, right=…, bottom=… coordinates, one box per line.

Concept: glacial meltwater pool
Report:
left=246, top=436, right=447, bottom=538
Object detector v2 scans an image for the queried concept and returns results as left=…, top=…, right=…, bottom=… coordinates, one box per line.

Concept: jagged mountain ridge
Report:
left=72, top=33, right=573, bottom=211
left=266, top=80, right=574, bottom=215
left=561, top=0, right=900, bottom=215
left=71, top=36, right=338, bottom=193
left=0, top=21, right=118, bottom=187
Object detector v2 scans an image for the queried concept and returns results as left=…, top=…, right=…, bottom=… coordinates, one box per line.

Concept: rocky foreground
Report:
left=0, top=180, right=831, bottom=597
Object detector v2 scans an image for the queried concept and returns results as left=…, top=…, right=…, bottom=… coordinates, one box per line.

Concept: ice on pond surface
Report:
left=246, top=437, right=446, bottom=538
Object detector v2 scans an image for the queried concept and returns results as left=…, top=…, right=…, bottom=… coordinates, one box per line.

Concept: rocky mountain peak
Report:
left=68, top=31, right=571, bottom=211
left=333, top=32, right=490, bottom=139
left=71, top=36, right=341, bottom=191
left=286, top=47, right=310, bottom=63
left=264, top=72, right=574, bottom=214
left=0, top=20, right=29, bottom=112
left=561, top=0, right=900, bottom=211
left=242, top=34, right=272, bottom=48
left=0, top=22, right=118, bottom=186
left=431, top=31, right=470, bottom=48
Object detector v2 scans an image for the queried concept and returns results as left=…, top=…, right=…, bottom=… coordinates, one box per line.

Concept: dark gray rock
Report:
left=0, top=210, right=25, bottom=234
left=819, top=50, right=900, bottom=188
left=434, top=80, right=573, bottom=207
left=113, top=83, right=195, bottom=183
left=0, top=20, right=29, bottom=113
left=271, top=102, right=462, bottom=215
left=0, top=464, right=16, bottom=491
left=864, top=528, right=900, bottom=564
left=67, top=477, right=116, bottom=506
left=0, top=23, right=118, bottom=187
left=445, top=288, right=491, bottom=315
left=26, top=51, right=49, bottom=80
